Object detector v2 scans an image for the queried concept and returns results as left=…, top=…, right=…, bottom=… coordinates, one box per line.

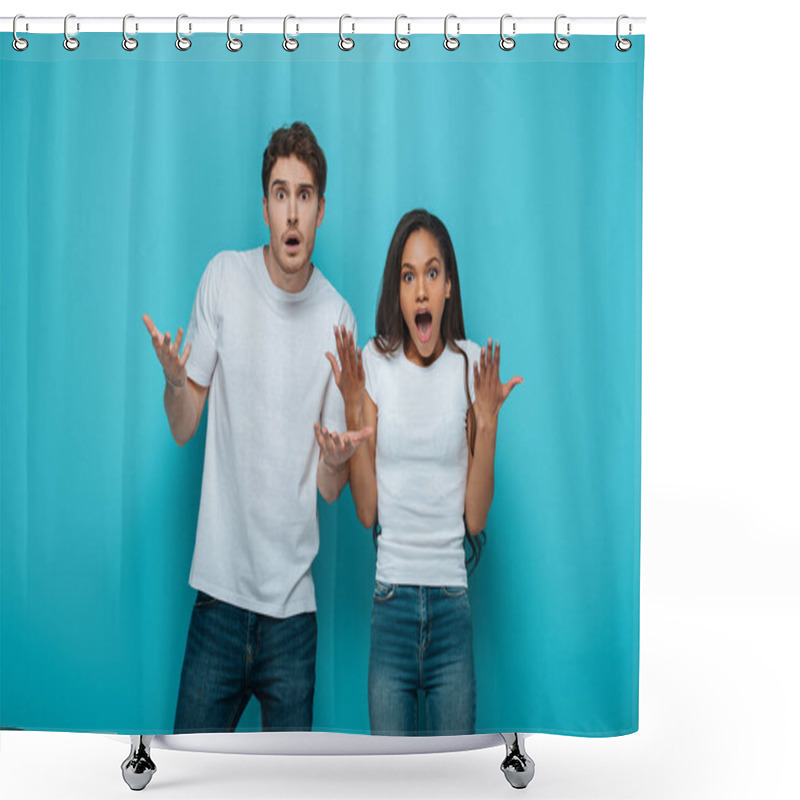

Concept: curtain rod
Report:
left=1, top=16, right=645, bottom=36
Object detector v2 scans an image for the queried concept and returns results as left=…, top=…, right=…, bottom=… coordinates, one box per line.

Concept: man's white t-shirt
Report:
left=184, top=247, right=355, bottom=618
left=363, top=339, right=481, bottom=588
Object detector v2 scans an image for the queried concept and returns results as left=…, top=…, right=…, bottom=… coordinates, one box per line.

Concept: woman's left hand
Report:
left=473, top=339, right=523, bottom=424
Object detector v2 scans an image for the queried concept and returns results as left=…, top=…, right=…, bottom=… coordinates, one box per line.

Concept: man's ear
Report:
left=316, top=195, right=326, bottom=228
left=263, top=196, right=270, bottom=227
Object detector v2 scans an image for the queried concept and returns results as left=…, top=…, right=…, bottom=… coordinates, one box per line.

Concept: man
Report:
left=142, top=122, right=369, bottom=733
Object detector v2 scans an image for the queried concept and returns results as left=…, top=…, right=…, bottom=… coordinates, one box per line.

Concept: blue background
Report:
left=1, top=33, right=643, bottom=736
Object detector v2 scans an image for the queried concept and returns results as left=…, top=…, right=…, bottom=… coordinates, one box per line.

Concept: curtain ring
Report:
left=12, top=14, right=29, bottom=51
left=394, top=15, right=410, bottom=51
left=122, top=14, right=138, bottom=51
left=443, top=14, right=460, bottom=51
left=339, top=14, right=355, bottom=51
left=553, top=14, right=570, bottom=51
left=499, top=14, right=515, bottom=51
left=176, top=14, right=191, bottom=50
left=616, top=15, right=632, bottom=52
left=283, top=15, right=299, bottom=51
left=63, top=13, right=80, bottom=51
left=227, top=15, right=243, bottom=51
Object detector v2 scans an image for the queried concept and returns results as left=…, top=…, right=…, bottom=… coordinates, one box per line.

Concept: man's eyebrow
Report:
left=269, top=179, right=316, bottom=193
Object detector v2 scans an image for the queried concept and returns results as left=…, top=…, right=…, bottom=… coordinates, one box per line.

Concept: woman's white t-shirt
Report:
left=363, top=338, right=481, bottom=588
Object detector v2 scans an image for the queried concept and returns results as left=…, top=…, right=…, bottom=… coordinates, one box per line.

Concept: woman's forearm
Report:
left=345, top=400, right=378, bottom=529
left=464, top=414, right=498, bottom=535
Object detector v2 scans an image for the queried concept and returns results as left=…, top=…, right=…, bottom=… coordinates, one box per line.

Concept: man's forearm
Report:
left=163, top=381, right=200, bottom=446
left=317, top=457, right=348, bottom=503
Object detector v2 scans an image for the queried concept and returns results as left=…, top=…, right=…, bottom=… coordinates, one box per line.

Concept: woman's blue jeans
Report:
left=368, top=583, right=476, bottom=736
left=174, top=591, right=316, bottom=733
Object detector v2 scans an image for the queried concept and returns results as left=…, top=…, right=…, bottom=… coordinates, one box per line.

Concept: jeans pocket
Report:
left=194, top=590, right=221, bottom=609
left=373, top=581, right=397, bottom=602
left=442, top=585, right=467, bottom=598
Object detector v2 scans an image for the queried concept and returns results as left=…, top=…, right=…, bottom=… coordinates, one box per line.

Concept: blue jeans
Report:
left=368, top=583, right=476, bottom=736
left=174, top=591, right=316, bottom=733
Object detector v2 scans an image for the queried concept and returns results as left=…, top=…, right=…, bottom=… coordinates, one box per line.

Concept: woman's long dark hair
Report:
left=372, top=209, right=484, bottom=574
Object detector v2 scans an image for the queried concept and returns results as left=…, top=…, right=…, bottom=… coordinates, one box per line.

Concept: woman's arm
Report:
left=464, top=339, right=523, bottom=536
left=347, top=390, right=378, bottom=528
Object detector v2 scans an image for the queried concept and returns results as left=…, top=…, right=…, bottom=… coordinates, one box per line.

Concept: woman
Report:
left=315, top=209, right=522, bottom=735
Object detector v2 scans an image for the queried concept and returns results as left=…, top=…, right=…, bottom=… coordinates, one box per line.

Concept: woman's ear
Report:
left=446, top=276, right=452, bottom=299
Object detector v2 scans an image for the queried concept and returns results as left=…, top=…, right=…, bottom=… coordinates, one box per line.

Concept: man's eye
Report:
left=276, top=190, right=285, bottom=200
left=300, top=191, right=309, bottom=200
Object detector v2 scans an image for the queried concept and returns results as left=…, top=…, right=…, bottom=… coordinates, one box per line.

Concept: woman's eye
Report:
left=402, top=273, right=414, bottom=283
left=428, top=268, right=438, bottom=280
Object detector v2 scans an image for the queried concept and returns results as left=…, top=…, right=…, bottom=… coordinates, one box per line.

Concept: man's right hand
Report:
left=143, top=313, right=192, bottom=388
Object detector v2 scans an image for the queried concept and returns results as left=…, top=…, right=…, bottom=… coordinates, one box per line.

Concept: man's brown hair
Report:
left=261, top=122, right=327, bottom=199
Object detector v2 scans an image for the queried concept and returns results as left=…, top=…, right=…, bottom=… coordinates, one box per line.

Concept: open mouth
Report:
left=285, top=234, right=301, bottom=253
left=415, top=310, right=433, bottom=344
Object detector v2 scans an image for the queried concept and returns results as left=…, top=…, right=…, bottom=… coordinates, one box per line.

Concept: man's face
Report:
left=263, top=155, right=325, bottom=285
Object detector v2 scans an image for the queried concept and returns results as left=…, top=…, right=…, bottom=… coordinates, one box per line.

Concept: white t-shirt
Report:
left=185, top=247, right=355, bottom=617
left=363, top=338, right=481, bottom=588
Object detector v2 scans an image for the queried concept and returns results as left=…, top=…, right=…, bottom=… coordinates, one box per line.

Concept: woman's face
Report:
left=399, top=228, right=452, bottom=366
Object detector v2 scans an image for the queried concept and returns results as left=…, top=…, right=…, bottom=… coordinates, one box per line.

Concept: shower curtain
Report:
left=1, top=29, right=643, bottom=737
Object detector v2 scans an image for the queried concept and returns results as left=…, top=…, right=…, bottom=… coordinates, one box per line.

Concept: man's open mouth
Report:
left=415, top=310, right=433, bottom=344
left=285, top=234, right=301, bottom=251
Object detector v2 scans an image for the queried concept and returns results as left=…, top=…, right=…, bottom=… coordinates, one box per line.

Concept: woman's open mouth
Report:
left=415, top=310, right=433, bottom=344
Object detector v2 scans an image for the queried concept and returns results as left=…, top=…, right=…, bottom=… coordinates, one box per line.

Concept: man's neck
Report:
left=262, top=245, right=314, bottom=294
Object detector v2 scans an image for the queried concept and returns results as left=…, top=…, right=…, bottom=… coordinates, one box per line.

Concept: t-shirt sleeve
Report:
left=466, top=340, right=481, bottom=405
left=320, top=302, right=357, bottom=432
left=185, top=254, right=222, bottom=388
left=363, top=340, right=378, bottom=406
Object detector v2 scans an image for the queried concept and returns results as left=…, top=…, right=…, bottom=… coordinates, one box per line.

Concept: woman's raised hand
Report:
left=143, top=312, right=191, bottom=388
left=325, top=325, right=365, bottom=414
left=473, top=339, right=523, bottom=423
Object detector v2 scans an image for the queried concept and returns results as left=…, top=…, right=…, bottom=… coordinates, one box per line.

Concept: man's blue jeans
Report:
left=368, top=583, right=476, bottom=736
left=174, top=591, right=316, bottom=733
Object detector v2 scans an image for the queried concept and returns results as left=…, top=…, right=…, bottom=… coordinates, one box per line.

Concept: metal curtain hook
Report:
left=339, top=14, right=354, bottom=51
left=444, top=13, right=460, bottom=51
left=227, top=15, right=243, bottom=51
left=64, top=13, right=80, bottom=51
left=394, top=15, right=410, bottom=51
left=176, top=14, right=191, bottom=50
left=283, top=15, right=299, bottom=51
left=554, top=14, right=570, bottom=51
left=12, top=14, right=29, bottom=51
left=122, top=14, right=138, bottom=51
left=499, top=14, right=515, bottom=51
left=616, top=14, right=632, bottom=51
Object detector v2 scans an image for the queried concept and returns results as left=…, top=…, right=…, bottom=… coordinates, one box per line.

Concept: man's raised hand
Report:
left=143, top=312, right=192, bottom=388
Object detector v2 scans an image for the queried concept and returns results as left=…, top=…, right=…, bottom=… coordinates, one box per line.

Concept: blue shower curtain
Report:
left=1, top=32, right=643, bottom=736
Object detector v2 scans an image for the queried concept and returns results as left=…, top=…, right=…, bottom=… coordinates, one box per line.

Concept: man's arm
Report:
left=164, top=377, right=209, bottom=446
left=316, top=447, right=349, bottom=504
left=315, top=424, right=372, bottom=504
left=143, top=313, right=209, bottom=446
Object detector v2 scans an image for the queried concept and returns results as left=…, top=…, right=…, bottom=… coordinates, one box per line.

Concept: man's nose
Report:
left=287, top=194, right=298, bottom=223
